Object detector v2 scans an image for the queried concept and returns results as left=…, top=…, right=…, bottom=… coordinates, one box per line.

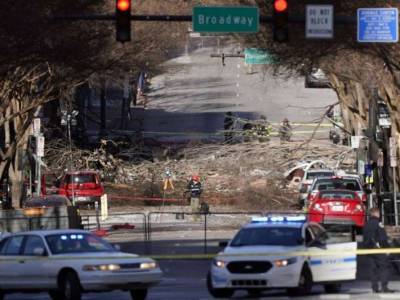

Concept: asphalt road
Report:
left=6, top=239, right=400, bottom=300
left=143, top=37, right=337, bottom=143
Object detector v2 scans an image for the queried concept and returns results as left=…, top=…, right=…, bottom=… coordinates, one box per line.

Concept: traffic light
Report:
left=273, top=0, right=289, bottom=42
left=116, top=0, right=131, bottom=42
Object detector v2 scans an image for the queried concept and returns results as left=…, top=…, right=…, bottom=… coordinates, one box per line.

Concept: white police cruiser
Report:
left=0, top=229, right=162, bottom=300
left=207, top=216, right=357, bottom=298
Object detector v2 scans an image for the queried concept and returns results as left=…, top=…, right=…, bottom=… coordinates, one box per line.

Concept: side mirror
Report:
left=218, top=241, right=229, bottom=248
left=33, top=247, right=46, bottom=256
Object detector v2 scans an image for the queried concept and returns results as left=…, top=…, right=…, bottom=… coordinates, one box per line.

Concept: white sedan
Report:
left=208, top=216, right=357, bottom=298
left=0, top=229, right=162, bottom=300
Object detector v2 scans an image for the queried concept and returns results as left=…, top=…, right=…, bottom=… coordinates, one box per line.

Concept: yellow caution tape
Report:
left=149, top=248, right=400, bottom=260
left=0, top=248, right=397, bottom=262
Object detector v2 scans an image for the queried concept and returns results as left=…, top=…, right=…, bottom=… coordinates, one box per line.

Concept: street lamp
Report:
left=61, top=110, right=79, bottom=205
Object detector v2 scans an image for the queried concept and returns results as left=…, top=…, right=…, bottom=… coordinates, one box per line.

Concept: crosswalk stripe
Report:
left=320, top=295, right=350, bottom=299
left=379, top=294, right=400, bottom=299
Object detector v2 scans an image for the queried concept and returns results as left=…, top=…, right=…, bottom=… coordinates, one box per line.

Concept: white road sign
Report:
left=32, top=118, right=41, bottom=135
left=36, top=135, right=45, bottom=158
left=306, top=5, right=334, bottom=39
left=390, top=137, right=397, bottom=167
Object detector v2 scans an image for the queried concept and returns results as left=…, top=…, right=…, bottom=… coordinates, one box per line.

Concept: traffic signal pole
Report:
left=53, top=14, right=358, bottom=24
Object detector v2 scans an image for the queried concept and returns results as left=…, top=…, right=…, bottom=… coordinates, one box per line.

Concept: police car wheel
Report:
left=207, top=272, right=234, bottom=298
left=287, top=265, right=312, bottom=296
left=130, top=289, right=148, bottom=300
left=324, top=283, right=341, bottom=293
left=48, top=290, right=63, bottom=300
left=60, top=271, right=81, bottom=300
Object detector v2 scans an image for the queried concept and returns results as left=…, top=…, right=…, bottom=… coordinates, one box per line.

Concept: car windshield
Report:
left=65, top=174, right=96, bottom=184
left=315, top=178, right=361, bottom=191
left=230, top=227, right=302, bottom=247
left=319, top=191, right=356, bottom=200
left=306, top=171, right=334, bottom=180
left=46, top=233, right=115, bottom=254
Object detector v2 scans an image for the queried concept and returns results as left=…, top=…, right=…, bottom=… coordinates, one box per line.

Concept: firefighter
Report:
left=279, top=118, right=292, bottom=142
left=187, top=175, right=202, bottom=221
left=223, top=112, right=235, bottom=143
left=255, top=115, right=272, bottom=142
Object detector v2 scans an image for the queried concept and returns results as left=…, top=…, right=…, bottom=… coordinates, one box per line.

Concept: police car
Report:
left=207, top=216, right=357, bottom=298
left=0, top=229, right=162, bottom=300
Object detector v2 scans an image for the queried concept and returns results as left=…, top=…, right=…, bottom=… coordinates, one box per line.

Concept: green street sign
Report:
left=193, top=6, right=259, bottom=33
left=244, top=48, right=278, bottom=65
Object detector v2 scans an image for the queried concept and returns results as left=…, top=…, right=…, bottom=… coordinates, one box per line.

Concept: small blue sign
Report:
left=365, top=164, right=373, bottom=177
left=358, top=8, right=399, bottom=43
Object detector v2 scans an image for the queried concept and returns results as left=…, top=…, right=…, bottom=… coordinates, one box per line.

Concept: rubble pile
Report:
left=45, top=139, right=355, bottom=209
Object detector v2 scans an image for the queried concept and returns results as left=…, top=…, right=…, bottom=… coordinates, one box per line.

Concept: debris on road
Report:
left=45, top=138, right=355, bottom=210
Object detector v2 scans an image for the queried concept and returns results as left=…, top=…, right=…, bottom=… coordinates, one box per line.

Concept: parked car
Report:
left=308, top=190, right=366, bottom=227
left=22, top=195, right=82, bottom=230
left=298, top=169, right=335, bottom=206
left=58, top=171, right=104, bottom=207
left=24, top=195, right=72, bottom=208
left=306, top=175, right=366, bottom=207
left=41, top=172, right=61, bottom=196
left=208, top=215, right=357, bottom=298
left=0, top=229, right=162, bottom=300
left=305, top=68, right=330, bottom=88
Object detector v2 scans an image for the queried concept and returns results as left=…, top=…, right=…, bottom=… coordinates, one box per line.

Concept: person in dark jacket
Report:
left=223, top=112, right=234, bottom=143
left=363, top=207, right=394, bottom=293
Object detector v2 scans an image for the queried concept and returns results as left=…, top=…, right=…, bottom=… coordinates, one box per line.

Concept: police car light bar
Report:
left=251, top=216, right=306, bottom=223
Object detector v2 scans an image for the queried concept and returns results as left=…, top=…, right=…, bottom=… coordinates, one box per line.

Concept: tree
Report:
left=0, top=0, right=191, bottom=207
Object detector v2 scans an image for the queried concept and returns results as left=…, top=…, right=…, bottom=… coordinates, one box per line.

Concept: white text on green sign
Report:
left=193, top=6, right=259, bottom=33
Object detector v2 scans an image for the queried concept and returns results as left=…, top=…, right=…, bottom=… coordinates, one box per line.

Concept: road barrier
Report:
left=107, top=195, right=185, bottom=203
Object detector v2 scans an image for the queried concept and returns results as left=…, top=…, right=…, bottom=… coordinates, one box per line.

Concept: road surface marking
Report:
left=379, top=294, right=400, bottom=299
left=320, top=295, right=350, bottom=299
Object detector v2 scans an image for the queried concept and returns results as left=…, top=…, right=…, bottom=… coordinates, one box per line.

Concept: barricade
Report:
left=147, top=211, right=264, bottom=254
left=0, top=215, right=74, bottom=232
left=81, top=212, right=148, bottom=242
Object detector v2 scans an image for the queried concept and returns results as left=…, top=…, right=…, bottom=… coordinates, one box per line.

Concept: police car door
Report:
left=306, top=224, right=357, bottom=283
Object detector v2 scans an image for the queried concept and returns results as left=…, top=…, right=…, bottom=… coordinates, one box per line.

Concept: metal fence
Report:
left=0, top=210, right=362, bottom=256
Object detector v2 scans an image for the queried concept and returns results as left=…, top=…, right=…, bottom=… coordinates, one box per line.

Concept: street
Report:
left=143, top=39, right=337, bottom=143
left=5, top=239, right=400, bottom=300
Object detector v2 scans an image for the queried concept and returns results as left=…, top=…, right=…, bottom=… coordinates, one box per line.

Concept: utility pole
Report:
left=390, top=137, right=398, bottom=225
left=61, top=110, right=78, bottom=205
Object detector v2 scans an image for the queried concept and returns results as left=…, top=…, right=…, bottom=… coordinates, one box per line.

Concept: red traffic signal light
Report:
left=116, top=0, right=131, bottom=42
left=274, top=0, right=288, bottom=13
left=273, top=0, right=289, bottom=42
left=117, top=0, right=130, bottom=12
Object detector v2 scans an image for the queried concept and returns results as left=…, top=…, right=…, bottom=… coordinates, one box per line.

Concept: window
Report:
left=319, top=191, right=355, bottom=200
left=23, top=236, right=46, bottom=256
left=230, top=227, right=302, bottom=247
left=315, top=179, right=361, bottom=191
left=65, top=174, right=96, bottom=184
left=46, top=233, right=115, bottom=254
left=0, top=238, right=9, bottom=254
left=4, top=236, right=24, bottom=255
left=306, top=171, right=334, bottom=180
